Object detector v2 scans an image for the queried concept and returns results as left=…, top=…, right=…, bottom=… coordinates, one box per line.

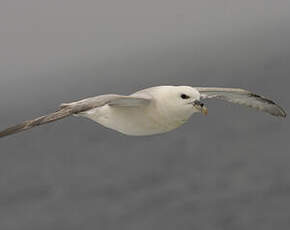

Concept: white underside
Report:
left=77, top=104, right=190, bottom=136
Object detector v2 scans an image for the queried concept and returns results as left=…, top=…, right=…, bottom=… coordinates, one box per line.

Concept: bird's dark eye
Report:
left=180, top=94, right=190, bottom=99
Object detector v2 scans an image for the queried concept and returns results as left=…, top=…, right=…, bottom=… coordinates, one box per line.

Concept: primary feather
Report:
left=196, top=87, right=286, bottom=117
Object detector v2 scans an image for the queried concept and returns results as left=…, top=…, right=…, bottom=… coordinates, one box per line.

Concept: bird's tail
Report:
left=0, top=106, right=75, bottom=138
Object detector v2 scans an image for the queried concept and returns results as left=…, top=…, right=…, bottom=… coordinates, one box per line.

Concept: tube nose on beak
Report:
left=194, top=100, right=203, bottom=107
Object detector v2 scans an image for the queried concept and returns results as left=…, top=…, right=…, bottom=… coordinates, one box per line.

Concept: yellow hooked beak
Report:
left=192, top=101, right=208, bottom=115
left=195, top=105, right=208, bottom=115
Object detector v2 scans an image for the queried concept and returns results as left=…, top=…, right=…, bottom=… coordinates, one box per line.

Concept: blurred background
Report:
left=0, top=0, right=290, bottom=229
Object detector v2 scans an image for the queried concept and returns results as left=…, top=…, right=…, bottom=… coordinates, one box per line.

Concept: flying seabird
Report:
left=0, top=86, right=286, bottom=138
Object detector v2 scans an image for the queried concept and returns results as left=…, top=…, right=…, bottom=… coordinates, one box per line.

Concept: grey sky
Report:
left=0, top=1, right=289, bottom=229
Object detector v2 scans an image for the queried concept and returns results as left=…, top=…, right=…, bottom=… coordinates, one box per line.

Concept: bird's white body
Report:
left=80, top=86, right=200, bottom=135
left=81, top=104, right=171, bottom=135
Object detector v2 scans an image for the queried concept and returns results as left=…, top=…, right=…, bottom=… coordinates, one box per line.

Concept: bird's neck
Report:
left=152, top=101, right=193, bottom=130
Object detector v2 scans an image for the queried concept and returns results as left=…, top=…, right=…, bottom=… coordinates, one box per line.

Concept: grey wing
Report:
left=0, top=94, right=152, bottom=138
left=106, top=94, right=152, bottom=107
left=61, top=94, right=152, bottom=109
left=195, top=87, right=286, bottom=117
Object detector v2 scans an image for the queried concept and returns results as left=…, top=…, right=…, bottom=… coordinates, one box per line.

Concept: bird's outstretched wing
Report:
left=0, top=94, right=152, bottom=138
left=195, top=87, right=286, bottom=117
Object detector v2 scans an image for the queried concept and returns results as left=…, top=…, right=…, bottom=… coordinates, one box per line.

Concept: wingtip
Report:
left=278, top=103, right=287, bottom=118
left=276, top=106, right=287, bottom=118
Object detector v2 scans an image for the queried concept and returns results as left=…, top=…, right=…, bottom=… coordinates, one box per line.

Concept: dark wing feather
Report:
left=0, top=108, right=74, bottom=138
left=195, top=87, right=286, bottom=117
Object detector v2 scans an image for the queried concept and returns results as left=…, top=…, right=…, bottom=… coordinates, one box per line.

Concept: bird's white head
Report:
left=151, top=86, right=208, bottom=121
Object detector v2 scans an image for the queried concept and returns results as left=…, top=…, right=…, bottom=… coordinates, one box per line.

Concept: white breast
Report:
left=79, top=104, right=187, bottom=136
